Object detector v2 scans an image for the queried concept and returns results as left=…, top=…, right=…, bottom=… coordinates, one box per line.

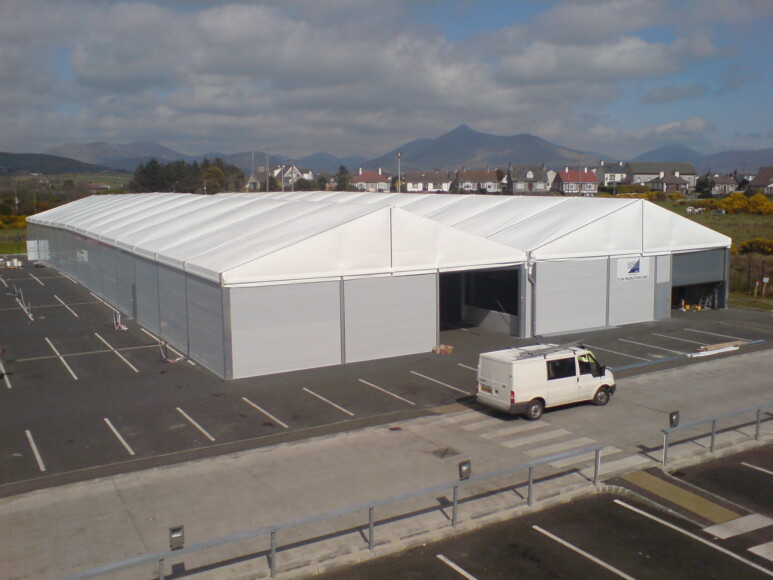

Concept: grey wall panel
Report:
left=534, top=259, right=607, bottom=335
left=101, top=246, right=119, bottom=307
left=187, top=275, right=226, bottom=378
left=134, top=256, right=160, bottom=334
left=344, top=274, right=437, bottom=363
left=654, top=255, right=671, bottom=319
left=608, top=256, right=655, bottom=326
left=116, top=250, right=135, bottom=316
left=157, top=263, right=188, bottom=351
left=229, top=281, right=341, bottom=378
left=672, top=249, right=726, bottom=286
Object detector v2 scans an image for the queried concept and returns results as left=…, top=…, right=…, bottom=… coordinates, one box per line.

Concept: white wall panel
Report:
left=535, top=259, right=607, bottom=335
left=608, top=256, right=655, bottom=326
left=116, top=250, right=135, bottom=316
left=229, top=281, right=341, bottom=378
left=344, top=274, right=437, bottom=363
left=187, top=275, right=226, bottom=377
left=134, top=256, right=160, bottom=334
left=157, top=263, right=188, bottom=351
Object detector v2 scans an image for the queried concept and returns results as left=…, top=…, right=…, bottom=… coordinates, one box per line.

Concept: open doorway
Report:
left=439, top=267, right=521, bottom=333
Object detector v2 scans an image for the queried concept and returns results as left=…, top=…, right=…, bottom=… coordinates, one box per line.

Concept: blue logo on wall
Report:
left=628, top=259, right=641, bottom=274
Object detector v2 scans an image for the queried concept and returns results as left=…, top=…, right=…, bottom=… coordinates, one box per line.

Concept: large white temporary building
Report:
left=26, top=192, right=731, bottom=379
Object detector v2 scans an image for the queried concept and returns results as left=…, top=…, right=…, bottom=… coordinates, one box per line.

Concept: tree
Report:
left=695, top=175, right=715, bottom=198
left=334, top=165, right=349, bottom=191
left=203, top=166, right=225, bottom=194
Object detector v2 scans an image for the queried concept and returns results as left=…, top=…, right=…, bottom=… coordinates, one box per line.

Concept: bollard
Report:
left=452, top=485, right=459, bottom=527
left=368, top=507, right=375, bottom=551
left=710, top=419, right=717, bottom=452
left=593, top=448, right=601, bottom=486
left=270, top=530, right=277, bottom=578
left=527, top=466, right=534, bottom=506
left=662, top=431, right=670, bottom=466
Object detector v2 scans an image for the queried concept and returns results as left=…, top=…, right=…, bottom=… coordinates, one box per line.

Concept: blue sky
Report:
left=1, top=0, right=771, bottom=160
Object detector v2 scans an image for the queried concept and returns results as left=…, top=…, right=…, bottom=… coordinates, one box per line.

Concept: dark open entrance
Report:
left=671, top=249, right=728, bottom=310
left=439, top=267, right=520, bottom=332
left=671, top=282, right=724, bottom=310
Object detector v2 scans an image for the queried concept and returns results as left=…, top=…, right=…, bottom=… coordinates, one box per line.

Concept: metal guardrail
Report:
left=58, top=443, right=604, bottom=580
left=661, top=402, right=773, bottom=465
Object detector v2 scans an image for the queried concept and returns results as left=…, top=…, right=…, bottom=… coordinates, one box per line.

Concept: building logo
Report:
left=617, top=257, right=649, bottom=281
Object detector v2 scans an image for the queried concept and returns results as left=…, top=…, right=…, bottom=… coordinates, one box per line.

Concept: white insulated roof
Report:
left=28, top=192, right=730, bottom=286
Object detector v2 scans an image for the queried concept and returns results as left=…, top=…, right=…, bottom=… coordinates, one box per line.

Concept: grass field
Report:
left=655, top=200, right=773, bottom=244
left=0, top=228, right=25, bottom=254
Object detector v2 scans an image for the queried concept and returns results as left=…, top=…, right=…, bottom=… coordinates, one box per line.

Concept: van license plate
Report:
left=480, top=385, right=492, bottom=394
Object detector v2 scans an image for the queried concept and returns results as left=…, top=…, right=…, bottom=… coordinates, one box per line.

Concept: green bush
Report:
left=738, top=238, right=773, bottom=255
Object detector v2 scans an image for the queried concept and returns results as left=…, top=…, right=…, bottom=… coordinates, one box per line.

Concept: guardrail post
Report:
left=710, top=419, right=717, bottom=452
left=527, top=466, right=534, bottom=506
left=662, top=431, right=669, bottom=466
left=755, top=408, right=762, bottom=440
left=368, top=507, right=375, bottom=551
left=452, top=485, right=459, bottom=527
left=593, top=448, right=601, bottom=486
left=270, top=530, right=277, bottom=578
left=158, top=558, right=164, bottom=580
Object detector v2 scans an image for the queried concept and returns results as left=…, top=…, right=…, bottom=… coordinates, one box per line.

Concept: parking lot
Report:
left=1, top=262, right=772, bottom=495
left=315, top=445, right=773, bottom=579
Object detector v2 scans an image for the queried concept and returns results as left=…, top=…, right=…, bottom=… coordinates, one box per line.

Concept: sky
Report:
left=1, top=0, right=771, bottom=160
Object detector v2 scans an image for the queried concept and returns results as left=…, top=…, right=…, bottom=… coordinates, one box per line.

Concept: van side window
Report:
left=579, top=354, right=602, bottom=377
left=547, top=357, right=576, bottom=380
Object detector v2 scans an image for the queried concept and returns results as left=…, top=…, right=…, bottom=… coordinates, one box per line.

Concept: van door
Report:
left=577, top=353, right=603, bottom=401
left=545, top=356, right=578, bottom=405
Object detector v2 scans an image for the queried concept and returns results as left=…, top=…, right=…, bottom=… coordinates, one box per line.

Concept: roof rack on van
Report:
left=506, top=342, right=586, bottom=360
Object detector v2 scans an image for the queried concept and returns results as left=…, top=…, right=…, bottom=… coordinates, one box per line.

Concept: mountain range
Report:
left=2, top=125, right=770, bottom=176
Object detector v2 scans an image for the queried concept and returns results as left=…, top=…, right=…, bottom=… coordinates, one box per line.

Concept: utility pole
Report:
left=264, top=148, right=272, bottom=192
left=397, top=152, right=403, bottom=193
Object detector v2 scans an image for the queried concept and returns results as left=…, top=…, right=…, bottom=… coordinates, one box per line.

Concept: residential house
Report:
left=552, top=167, right=598, bottom=196
left=596, top=161, right=627, bottom=188
left=274, top=164, right=313, bottom=190
left=710, top=175, right=738, bottom=196
left=646, top=172, right=689, bottom=195
left=748, top=166, right=773, bottom=195
left=350, top=167, right=391, bottom=192
left=404, top=170, right=454, bottom=193
left=624, top=162, right=697, bottom=190
left=509, top=165, right=550, bottom=194
left=455, top=168, right=502, bottom=193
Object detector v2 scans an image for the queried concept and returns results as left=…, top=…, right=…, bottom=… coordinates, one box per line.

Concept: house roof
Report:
left=557, top=169, right=598, bottom=183
left=404, top=170, right=453, bottom=183
left=626, top=162, right=696, bottom=175
left=646, top=173, right=688, bottom=185
left=712, top=175, right=737, bottom=186
left=29, top=192, right=730, bottom=287
left=351, top=170, right=390, bottom=184
left=749, top=166, right=773, bottom=187
left=510, top=166, right=549, bottom=181
left=458, top=169, right=500, bottom=182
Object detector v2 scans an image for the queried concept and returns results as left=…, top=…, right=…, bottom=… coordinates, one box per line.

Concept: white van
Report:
left=476, top=344, right=616, bottom=420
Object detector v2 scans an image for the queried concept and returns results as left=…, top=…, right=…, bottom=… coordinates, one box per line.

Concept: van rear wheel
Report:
left=523, top=399, right=544, bottom=421
left=592, top=387, right=610, bottom=406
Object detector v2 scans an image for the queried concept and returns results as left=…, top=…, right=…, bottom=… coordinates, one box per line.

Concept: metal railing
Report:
left=59, top=444, right=604, bottom=580
left=661, top=402, right=772, bottom=465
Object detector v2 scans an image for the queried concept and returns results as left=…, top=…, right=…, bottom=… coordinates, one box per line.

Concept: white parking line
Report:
left=29, top=273, right=44, bottom=286
left=436, top=554, right=478, bottom=579
left=303, top=387, right=355, bottom=416
left=44, top=337, right=78, bottom=380
left=583, top=344, right=650, bottom=361
left=241, top=397, right=290, bottom=429
left=684, top=328, right=747, bottom=341
left=176, top=407, right=216, bottom=441
left=619, top=338, right=687, bottom=355
left=89, top=292, right=110, bottom=306
left=94, top=333, right=139, bottom=372
left=104, top=418, right=136, bottom=456
left=742, top=462, right=773, bottom=477
left=614, top=500, right=773, bottom=577
left=651, top=332, right=708, bottom=345
left=533, top=525, right=635, bottom=579
left=0, top=276, right=7, bottom=288
left=0, top=359, right=11, bottom=389
left=25, top=430, right=46, bottom=472
left=457, top=363, right=477, bottom=371
left=358, top=379, right=415, bottom=405
left=53, top=295, right=79, bottom=317
left=410, top=371, right=469, bottom=394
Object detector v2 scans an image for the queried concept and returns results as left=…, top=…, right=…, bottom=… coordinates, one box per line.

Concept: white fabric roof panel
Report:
left=27, top=191, right=730, bottom=286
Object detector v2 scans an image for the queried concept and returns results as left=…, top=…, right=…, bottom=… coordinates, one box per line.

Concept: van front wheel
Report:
left=592, top=387, right=611, bottom=406
left=523, top=399, right=544, bottom=421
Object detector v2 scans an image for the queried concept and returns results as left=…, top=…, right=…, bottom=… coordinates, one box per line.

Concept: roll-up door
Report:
left=534, top=259, right=607, bottom=335
left=344, top=274, right=437, bottom=363
left=187, top=275, right=226, bottom=378
left=134, top=256, right=160, bottom=334
left=672, top=249, right=726, bottom=285
left=158, top=263, right=188, bottom=351
left=229, top=281, right=341, bottom=378
left=608, top=256, right=655, bottom=326
left=116, top=249, right=135, bottom=316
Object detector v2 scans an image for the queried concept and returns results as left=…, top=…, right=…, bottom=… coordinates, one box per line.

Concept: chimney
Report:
left=565, top=166, right=569, bottom=173
left=359, top=167, right=363, bottom=175
left=378, top=167, right=382, bottom=175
